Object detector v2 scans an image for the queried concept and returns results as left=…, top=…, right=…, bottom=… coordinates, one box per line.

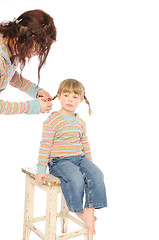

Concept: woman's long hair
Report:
left=0, top=9, right=57, bottom=84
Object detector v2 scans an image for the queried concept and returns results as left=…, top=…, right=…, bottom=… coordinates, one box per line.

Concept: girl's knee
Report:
left=70, top=176, right=85, bottom=189
left=93, top=167, right=105, bottom=184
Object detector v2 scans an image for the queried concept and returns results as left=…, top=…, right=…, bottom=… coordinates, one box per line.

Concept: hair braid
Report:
left=51, top=95, right=57, bottom=101
left=84, top=95, right=92, bottom=116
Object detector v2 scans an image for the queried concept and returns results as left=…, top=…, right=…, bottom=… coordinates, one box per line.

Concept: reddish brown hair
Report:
left=0, top=9, right=56, bottom=84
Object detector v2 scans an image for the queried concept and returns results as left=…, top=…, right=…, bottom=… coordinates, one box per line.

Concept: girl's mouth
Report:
left=66, top=104, right=73, bottom=107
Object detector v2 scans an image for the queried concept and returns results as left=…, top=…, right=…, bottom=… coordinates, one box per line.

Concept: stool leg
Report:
left=61, top=193, right=69, bottom=233
left=45, top=186, right=58, bottom=240
left=23, top=176, right=35, bottom=240
left=85, top=230, right=93, bottom=240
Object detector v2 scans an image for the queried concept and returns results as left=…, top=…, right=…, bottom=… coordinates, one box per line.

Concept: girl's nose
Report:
left=68, top=97, right=73, bottom=102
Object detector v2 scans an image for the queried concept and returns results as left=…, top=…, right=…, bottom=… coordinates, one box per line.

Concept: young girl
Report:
left=0, top=9, right=56, bottom=115
left=35, top=79, right=107, bottom=235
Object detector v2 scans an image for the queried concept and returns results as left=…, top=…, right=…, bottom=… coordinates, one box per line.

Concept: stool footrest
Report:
left=27, top=222, right=45, bottom=240
left=67, top=214, right=86, bottom=228
left=33, top=213, right=86, bottom=228
left=57, top=228, right=88, bottom=240
left=33, top=216, right=46, bottom=223
left=28, top=222, right=87, bottom=240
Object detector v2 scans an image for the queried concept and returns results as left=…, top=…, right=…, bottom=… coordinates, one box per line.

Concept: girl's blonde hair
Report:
left=52, top=79, right=92, bottom=115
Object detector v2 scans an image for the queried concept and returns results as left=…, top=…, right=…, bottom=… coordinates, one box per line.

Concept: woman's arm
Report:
left=0, top=57, right=41, bottom=114
left=10, top=72, right=52, bottom=100
left=0, top=99, right=40, bottom=115
left=0, top=42, right=52, bottom=114
left=9, top=71, right=41, bottom=98
left=0, top=72, right=52, bottom=114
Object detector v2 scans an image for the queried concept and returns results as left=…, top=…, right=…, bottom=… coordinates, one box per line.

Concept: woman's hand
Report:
left=37, top=89, right=52, bottom=101
left=38, top=97, right=52, bottom=113
left=35, top=174, right=50, bottom=185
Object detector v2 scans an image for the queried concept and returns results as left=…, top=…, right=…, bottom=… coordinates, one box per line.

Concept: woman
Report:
left=0, top=9, right=56, bottom=114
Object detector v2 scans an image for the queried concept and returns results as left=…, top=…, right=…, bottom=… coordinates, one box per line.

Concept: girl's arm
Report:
left=81, top=122, right=92, bottom=161
left=35, top=173, right=50, bottom=185
left=37, top=121, right=55, bottom=174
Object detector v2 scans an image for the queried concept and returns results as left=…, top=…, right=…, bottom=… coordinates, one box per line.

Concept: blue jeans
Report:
left=48, top=155, right=107, bottom=213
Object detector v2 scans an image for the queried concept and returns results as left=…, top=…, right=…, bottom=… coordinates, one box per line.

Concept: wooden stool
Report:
left=22, top=168, right=93, bottom=240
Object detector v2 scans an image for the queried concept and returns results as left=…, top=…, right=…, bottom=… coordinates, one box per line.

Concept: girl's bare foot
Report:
left=76, top=208, right=96, bottom=235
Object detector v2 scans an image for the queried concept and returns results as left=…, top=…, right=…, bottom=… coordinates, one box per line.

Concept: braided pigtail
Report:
left=51, top=95, right=57, bottom=101
left=84, top=95, right=92, bottom=116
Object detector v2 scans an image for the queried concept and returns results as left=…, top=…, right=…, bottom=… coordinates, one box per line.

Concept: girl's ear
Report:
left=57, top=94, right=60, bottom=100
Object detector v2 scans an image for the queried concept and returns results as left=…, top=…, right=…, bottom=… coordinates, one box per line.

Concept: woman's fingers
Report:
left=38, top=98, right=53, bottom=113
left=37, top=90, right=52, bottom=100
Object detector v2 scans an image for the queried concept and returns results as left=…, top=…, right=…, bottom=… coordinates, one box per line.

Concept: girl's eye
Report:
left=64, top=94, right=68, bottom=97
left=73, top=95, right=79, bottom=99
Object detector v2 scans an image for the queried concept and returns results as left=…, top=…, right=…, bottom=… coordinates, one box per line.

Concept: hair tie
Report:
left=13, top=18, right=22, bottom=25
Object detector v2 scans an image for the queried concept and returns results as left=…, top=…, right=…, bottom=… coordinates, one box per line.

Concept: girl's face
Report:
left=58, top=91, right=83, bottom=116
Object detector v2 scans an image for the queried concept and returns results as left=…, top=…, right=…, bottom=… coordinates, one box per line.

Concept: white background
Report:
left=0, top=0, right=159, bottom=239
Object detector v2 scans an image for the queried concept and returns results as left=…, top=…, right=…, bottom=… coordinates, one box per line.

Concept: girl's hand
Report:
left=37, top=89, right=52, bottom=101
left=35, top=174, right=50, bottom=185
left=38, top=97, right=52, bottom=113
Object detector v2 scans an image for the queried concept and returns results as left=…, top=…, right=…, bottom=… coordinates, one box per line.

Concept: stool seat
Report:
left=22, top=167, right=61, bottom=186
left=22, top=167, right=93, bottom=240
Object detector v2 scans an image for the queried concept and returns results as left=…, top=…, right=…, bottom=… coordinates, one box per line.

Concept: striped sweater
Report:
left=37, top=111, right=92, bottom=174
left=0, top=34, right=41, bottom=114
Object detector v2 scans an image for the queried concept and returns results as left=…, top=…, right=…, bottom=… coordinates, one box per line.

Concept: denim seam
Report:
left=49, top=163, right=83, bottom=212
left=52, top=166, right=75, bottom=212
left=85, top=203, right=107, bottom=207
left=84, top=174, right=93, bottom=205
